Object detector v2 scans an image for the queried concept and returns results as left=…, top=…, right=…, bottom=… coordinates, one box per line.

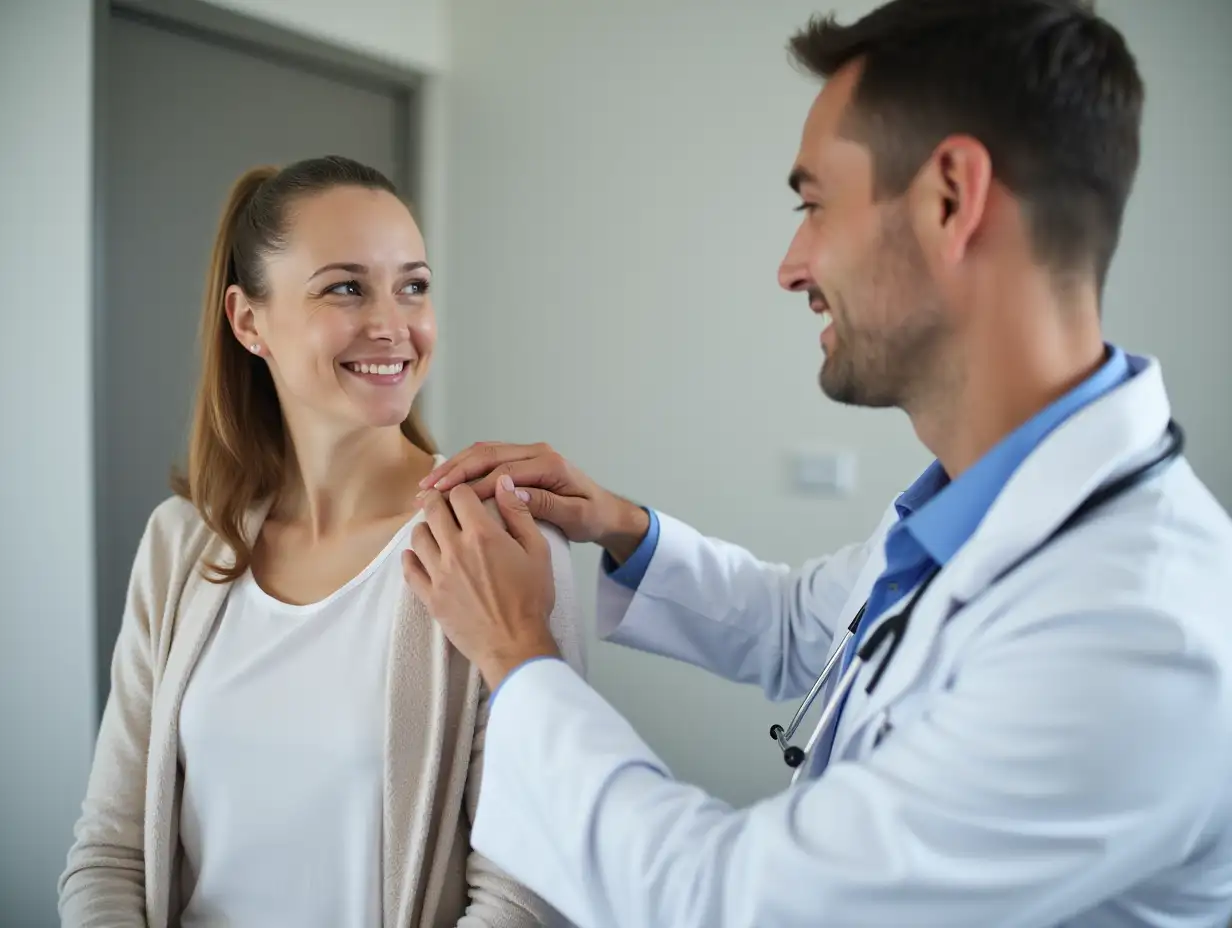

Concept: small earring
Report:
left=249, top=343, right=261, bottom=354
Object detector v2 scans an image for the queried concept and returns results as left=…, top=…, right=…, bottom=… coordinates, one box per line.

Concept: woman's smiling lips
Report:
left=340, top=358, right=411, bottom=384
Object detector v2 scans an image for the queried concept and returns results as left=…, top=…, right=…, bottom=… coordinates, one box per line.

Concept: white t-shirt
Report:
left=177, top=509, right=423, bottom=927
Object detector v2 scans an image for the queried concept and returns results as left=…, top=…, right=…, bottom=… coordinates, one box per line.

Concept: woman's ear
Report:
left=225, top=285, right=261, bottom=351
left=910, top=134, right=992, bottom=268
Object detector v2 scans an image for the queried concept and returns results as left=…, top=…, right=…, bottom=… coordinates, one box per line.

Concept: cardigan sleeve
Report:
left=456, top=522, right=585, bottom=928
left=58, top=502, right=179, bottom=926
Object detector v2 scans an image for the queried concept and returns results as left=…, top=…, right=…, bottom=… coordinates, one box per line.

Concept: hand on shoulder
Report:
left=419, top=441, right=649, bottom=562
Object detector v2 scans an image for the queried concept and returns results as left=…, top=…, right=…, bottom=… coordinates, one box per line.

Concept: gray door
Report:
left=97, top=10, right=412, bottom=712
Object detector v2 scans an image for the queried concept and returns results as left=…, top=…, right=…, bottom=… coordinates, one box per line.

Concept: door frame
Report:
left=90, top=0, right=440, bottom=718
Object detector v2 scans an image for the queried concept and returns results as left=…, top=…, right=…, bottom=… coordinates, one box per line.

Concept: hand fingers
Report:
left=466, top=455, right=570, bottom=502
left=419, top=489, right=460, bottom=545
left=420, top=442, right=551, bottom=493
left=401, top=549, right=431, bottom=595
left=446, top=483, right=494, bottom=534
left=494, top=475, right=544, bottom=550
left=483, top=479, right=586, bottom=541
left=517, top=485, right=593, bottom=542
left=410, top=520, right=441, bottom=574
left=519, top=486, right=586, bottom=539
left=418, top=442, right=510, bottom=490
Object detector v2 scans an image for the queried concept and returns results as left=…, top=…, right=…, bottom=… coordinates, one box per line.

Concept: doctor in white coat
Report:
left=402, top=1, right=1232, bottom=926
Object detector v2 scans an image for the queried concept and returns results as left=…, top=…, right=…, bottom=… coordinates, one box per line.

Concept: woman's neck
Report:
left=274, top=422, right=434, bottom=539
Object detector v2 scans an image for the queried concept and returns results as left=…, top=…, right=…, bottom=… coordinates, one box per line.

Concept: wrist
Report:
left=480, top=634, right=561, bottom=693
left=596, top=496, right=650, bottom=566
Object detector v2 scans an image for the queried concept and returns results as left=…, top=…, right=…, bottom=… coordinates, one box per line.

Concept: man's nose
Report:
left=778, top=230, right=811, bottom=293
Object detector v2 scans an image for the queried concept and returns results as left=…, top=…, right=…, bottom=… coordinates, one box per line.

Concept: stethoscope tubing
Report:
left=789, top=652, right=865, bottom=785
left=773, top=628, right=852, bottom=748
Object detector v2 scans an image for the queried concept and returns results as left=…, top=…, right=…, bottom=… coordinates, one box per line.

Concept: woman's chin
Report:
left=329, top=382, right=422, bottom=431
left=362, top=405, right=416, bottom=430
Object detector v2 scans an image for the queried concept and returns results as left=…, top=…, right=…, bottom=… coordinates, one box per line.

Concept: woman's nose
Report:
left=367, top=295, right=410, bottom=343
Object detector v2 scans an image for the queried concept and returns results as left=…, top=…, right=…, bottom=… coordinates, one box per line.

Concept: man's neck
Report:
left=910, top=275, right=1106, bottom=479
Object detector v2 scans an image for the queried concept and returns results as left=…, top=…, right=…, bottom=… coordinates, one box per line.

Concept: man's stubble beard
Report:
left=818, top=207, right=948, bottom=412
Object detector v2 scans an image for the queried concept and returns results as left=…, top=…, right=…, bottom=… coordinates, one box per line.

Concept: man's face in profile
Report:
left=778, top=63, right=946, bottom=411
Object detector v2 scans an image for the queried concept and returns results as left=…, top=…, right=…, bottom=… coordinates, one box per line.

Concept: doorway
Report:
left=96, top=2, right=424, bottom=714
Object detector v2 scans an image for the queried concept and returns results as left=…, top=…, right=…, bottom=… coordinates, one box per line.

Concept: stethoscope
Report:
left=770, top=419, right=1185, bottom=783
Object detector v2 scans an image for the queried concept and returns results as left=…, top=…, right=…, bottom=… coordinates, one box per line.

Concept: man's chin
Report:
left=818, top=358, right=853, bottom=405
left=819, top=375, right=856, bottom=406
left=819, top=361, right=883, bottom=408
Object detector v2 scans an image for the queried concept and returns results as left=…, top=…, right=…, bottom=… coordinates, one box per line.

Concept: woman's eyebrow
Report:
left=307, top=260, right=429, bottom=282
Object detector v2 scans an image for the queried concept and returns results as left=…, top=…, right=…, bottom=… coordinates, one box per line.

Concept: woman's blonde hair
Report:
left=172, top=155, right=436, bottom=582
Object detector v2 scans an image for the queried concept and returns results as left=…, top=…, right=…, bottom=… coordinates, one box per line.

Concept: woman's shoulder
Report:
left=146, top=493, right=209, bottom=544
left=133, top=494, right=225, bottom=584
left=531, top=516, right=586, bottom=678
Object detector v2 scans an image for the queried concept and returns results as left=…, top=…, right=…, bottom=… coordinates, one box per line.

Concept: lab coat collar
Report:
left=942, top=352, right=1171, bottom=603
left=832, top=353, right=1174, bottom=755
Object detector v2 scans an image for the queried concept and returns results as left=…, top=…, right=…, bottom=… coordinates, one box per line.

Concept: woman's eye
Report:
left=794, top=202, right=819, bottom=215
left=326, top=280, right=362, bottom=297
left=401, top=279, right=431, bottom=296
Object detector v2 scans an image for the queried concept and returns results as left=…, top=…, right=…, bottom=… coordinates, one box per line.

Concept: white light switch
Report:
left=790, top=449, right=858, bottom=497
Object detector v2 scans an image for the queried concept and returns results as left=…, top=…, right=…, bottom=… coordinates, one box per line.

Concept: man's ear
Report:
left=910, top=134, right=992, bottom=268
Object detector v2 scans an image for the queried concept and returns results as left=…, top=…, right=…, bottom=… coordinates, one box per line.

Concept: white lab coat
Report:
left=472, top=354, right=1232, bottom=928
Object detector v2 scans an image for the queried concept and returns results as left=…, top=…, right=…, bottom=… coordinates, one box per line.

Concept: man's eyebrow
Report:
left=788, top=167, right=816, bottom=194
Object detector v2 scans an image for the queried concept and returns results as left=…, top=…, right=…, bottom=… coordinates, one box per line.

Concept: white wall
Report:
left=205, top=0, right=449, bottom=72
left=1099, top=0, right=1232, bottom=492
left=443, top=0, right=1232, bottom=807
left=0, top=3, right=97, bottom=923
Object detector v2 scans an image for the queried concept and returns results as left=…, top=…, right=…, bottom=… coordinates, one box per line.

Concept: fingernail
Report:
left=499, top=475, right=514, bottom=492
left=515, top=489, right=530, bottom=502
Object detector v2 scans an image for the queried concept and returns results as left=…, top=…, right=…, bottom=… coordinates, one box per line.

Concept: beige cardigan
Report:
left=58, top=494, right=584, bottom=927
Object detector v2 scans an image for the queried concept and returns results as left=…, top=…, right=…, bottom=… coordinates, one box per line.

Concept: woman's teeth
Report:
left=345, top=361, right=405, bottom=375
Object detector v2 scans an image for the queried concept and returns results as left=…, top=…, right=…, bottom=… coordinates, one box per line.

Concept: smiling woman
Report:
left=184, top=158, right=438, bottom=579
left=58, top=156, right=583, bottom=927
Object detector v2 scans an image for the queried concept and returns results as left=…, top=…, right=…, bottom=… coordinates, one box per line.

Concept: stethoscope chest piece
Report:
left=768, top=724, right=805, bottom=768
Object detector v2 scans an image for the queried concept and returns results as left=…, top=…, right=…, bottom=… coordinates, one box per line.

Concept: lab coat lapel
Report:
left=806, top=512, right=893, bottom=774
left=830, top=357, right=1173, bottom=759
left=828, top=572, right=951, bottom=761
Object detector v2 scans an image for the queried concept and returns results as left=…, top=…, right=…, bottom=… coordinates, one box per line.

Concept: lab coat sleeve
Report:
left=472, top=597, right=1231, bottom=928
left=595, top=509, right=888, bottom=702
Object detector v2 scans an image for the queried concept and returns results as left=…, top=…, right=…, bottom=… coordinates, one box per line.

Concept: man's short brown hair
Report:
left=789, top=0, right=1144, bottom=289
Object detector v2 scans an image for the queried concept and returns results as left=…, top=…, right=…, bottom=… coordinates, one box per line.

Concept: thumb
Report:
left=496, top=475, right=541, bottom=548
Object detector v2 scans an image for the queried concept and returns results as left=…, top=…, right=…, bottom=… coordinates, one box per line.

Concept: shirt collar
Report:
left=896, top=344, right=1132, bottom=565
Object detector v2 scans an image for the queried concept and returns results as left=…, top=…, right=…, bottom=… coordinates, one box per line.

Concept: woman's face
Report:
left=228, top=185, right=435, bottom=436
